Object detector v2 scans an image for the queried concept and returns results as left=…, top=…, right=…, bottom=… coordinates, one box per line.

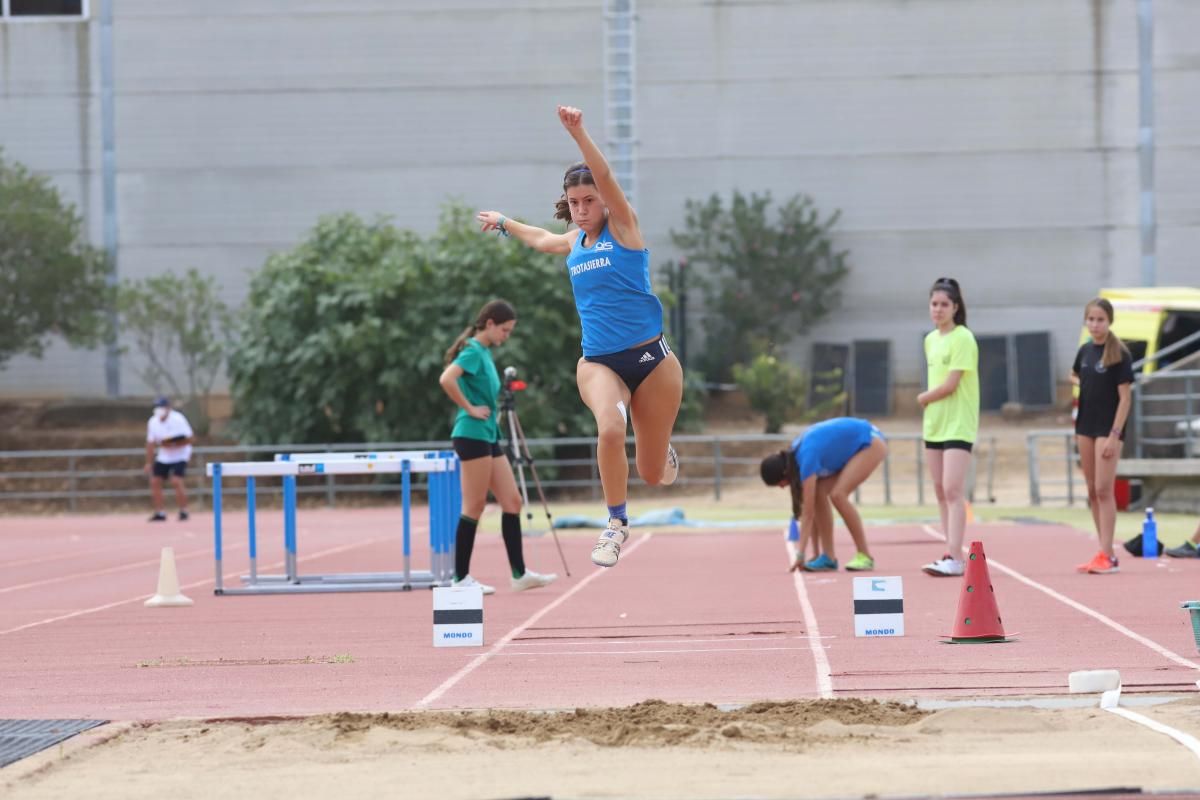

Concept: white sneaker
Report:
left=921, top=555, right=964, bottom=577
left=591, top=518, right=629, bottom=568
left=511, top=570, right=558, bottom=592
left=661, top=443, right=679, bottom=486
left=450, top=574, right=495, bottom=595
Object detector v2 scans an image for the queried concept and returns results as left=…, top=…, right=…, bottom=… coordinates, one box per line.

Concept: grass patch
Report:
left=487, top=499, right=1198, bottom=545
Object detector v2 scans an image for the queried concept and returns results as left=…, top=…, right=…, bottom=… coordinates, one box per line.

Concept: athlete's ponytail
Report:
left=1084, top=298, right=1129, bottom=368
left=443, top=299, right=517, bottom=366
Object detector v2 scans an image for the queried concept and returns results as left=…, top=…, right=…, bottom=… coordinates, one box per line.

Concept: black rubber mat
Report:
left=0, top=719, right=107, bottom=768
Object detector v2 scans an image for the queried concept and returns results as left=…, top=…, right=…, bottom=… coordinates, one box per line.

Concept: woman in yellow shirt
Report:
left=918, top=278, right=980, bottom=577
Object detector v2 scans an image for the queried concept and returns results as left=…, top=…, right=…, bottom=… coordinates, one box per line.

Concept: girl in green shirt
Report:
left=918, top=278, right=980, bottom=577
left=438, top=300, right=557, bottom=595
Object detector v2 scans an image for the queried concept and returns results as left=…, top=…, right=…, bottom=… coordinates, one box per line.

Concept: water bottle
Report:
left=1142, top=507, right=1158, bottom=558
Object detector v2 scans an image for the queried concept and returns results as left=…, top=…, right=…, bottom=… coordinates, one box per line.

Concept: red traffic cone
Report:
left=942, top=541, right=1015, bottom=644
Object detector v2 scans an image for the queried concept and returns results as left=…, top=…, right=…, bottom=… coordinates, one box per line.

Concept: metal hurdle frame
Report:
left=208, top=451, right=461, bottom=595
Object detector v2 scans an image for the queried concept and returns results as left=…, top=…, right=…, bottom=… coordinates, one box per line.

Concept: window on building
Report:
left=851, top=340, right=892, bottom=416
left=972, top=331, right=1056, bottom=411
left=5, top=0, right=86, bottom=18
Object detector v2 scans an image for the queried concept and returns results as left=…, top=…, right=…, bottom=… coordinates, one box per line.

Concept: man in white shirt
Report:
left=145, top=396, right=194, bottom=521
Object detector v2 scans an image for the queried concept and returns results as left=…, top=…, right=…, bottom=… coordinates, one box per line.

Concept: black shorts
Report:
left=1075, top=426, right=1125, bottom=441
left=924, top=440, right=973, bottom=453
left=584, top=335, right=672, bottom=394
left=452, top=437, right=504, bottom=461
left=152, top=461, right=187, bottom=479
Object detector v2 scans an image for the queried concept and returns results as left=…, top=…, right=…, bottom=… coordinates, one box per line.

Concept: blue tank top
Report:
left=565, top=224, right=664, bottom=356
left=790, top=417, right=883, bottom=481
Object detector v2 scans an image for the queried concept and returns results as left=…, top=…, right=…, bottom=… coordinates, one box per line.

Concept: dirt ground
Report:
left=6, top=697, right=1200, bottom=799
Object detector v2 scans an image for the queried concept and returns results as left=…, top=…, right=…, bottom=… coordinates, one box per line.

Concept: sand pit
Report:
left=6, top=698, right=1200, bottom=799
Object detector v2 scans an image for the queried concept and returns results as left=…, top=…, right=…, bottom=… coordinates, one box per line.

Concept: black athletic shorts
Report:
left=452, top=437, right=504, bottom=461
left=584, top=335, right=672, bottom=394
left=924, top=440, right=974, bottom=453
left=152, top=461, right=187, bottom=479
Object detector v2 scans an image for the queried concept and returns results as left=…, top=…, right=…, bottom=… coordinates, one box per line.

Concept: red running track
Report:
left=2, top=510, right=1199, bottom=720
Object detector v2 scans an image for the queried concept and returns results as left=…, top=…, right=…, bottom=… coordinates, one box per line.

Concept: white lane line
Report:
left=787, top=540, right=833, bottom=699
left=1105, top=706, right=1200, bottom=760
left=414, top=533, right=653, bottom=709
left=3, top=546, right=122, bottom=570
left=0, top=543, right=240, bottom=595
left=497, top=646, right=816, bottom=657
left=920, top=525, right=1200, bottom=672
left=0, top=537, right=389, bottom=637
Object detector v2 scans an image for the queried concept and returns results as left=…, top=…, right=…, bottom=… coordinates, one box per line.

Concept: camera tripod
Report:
left=499, top=367, right=571, bottom=576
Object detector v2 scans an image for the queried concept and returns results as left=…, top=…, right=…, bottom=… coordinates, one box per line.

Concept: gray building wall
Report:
left=1, top=0, right=1197, bottom=405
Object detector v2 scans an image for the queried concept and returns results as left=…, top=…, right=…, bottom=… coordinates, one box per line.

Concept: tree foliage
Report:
left=226, top=205, right=589, bottom=445
left=671, top=191, right=849, bottom=381
left=733, top=353, right=845, bottom=434
left=117, top=268, right=232, bottom=429
left=0, top=151, right=111, bottom=368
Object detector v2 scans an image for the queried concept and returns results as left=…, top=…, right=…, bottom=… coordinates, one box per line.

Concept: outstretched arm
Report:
left=557, top=105, right=643, bottom=250
left=476, top=211, right=573, bottom=255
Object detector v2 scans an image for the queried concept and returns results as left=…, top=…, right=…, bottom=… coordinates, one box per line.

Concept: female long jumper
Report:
left=477, top=106, right=682, bottom=569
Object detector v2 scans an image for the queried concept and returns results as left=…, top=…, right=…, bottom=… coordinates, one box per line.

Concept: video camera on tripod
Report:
left=497, top=365, right=570, bottom=576
left=499, top=366, right=527, bottom=410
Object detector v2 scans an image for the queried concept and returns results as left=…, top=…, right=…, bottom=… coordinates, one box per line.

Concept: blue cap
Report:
left=153, top=396, right=170, bottom=408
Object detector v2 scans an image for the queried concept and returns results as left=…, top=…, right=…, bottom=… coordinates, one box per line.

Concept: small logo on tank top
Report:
left=594, top=240, right=614, bottom=252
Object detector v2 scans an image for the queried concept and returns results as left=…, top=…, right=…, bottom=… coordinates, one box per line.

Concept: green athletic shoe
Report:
left=845, top=552, right=875, bottom=572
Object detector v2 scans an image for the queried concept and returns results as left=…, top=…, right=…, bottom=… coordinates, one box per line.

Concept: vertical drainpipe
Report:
left=100, top=0, right=120, bottom=394
left=1136, top=0, right=1156, bottom=287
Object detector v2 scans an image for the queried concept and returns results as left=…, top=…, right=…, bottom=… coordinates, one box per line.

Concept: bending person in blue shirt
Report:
left=477, top=105, right=681, bottom=571
left=760, top=417, right=887, bottom=572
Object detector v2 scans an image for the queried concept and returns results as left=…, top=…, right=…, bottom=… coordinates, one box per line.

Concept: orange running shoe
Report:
left=1076, top=552, right=1120, bottom=574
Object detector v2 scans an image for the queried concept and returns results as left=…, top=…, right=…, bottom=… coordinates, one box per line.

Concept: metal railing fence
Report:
left=0, top=432, right=997, bottom=511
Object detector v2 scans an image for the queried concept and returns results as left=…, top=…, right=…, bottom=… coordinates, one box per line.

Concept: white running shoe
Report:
left=511, top=570, right=558, bottom=592
left=591, top=518, right=630, bottom=568
left=921, top=556, right=964, bottom=577
left=661, top=443, right=679, bottom=486
left=450, top=574, right=495, bottom=595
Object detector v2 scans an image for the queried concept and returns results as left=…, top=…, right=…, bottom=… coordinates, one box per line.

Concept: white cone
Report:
left=144, top=546, right=193, bottom=607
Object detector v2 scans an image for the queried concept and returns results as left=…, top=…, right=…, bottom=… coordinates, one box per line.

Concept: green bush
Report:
left=675, top=369, right=709, bottom=433
left=225, top=204, right=589, bottom=445
left=117, top=268, right=232, bottom=433
left=733, top=353, right=844, bottom=434
left=0, top=150, right=111, bottom=368
left=671, top=191, right=848, bottom=381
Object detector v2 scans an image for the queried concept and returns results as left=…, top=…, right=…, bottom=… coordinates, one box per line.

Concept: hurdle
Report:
left=270, top=450, right=460, bottom=586
left=207, top=451, right=460, bottom=595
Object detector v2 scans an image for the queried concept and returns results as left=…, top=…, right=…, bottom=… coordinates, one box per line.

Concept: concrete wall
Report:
left=1, top=0, right=1197, bottom=404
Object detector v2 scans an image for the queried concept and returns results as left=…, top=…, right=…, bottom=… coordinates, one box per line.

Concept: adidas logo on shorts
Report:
left=638, top=352, right=655, bottom=364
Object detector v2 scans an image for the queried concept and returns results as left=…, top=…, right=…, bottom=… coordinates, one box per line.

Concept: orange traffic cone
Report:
left=942, top=541, right=1015, bottom=644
